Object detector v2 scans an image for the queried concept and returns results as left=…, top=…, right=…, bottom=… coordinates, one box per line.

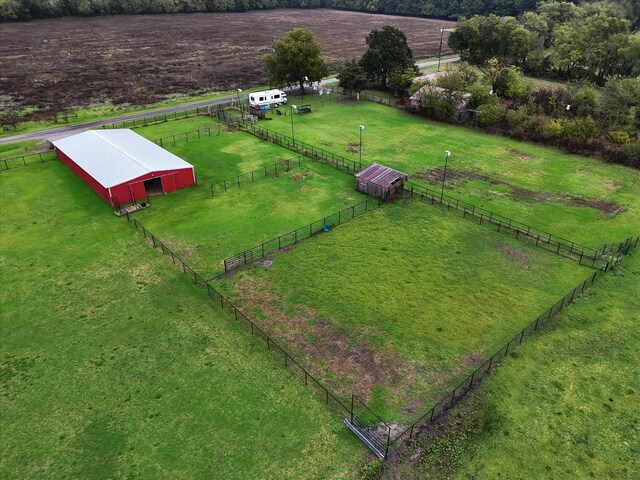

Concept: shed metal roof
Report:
left=52, top=129, right=194, bottom=188
left=355, top=163, right=408, bottom=188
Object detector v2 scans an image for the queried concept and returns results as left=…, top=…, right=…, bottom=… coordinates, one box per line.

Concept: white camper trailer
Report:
left=248, top=89, right=288, bottom=110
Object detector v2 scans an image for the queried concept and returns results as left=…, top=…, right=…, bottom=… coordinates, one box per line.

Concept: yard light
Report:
left=291, top=105, right=297, bottom=143
left=566, top=104, right=571, bottom=111
left=359, top=124, right=365, bottom=165
left=441, top=149, right=451, bottom=202
left=237, top=88, right=243, bottom=107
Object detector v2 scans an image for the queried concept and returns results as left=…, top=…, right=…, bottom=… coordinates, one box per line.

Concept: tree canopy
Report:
left=337, top=59, right=369, bottom=99
left=360, top=26, right=417, bottom=87
left=263, top=28, right=328, bottom=94
left=449, top=2, right=638, bottom=85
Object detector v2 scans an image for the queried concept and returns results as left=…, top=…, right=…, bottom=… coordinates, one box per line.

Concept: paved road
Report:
left=0, top=57, right=459, bottom=145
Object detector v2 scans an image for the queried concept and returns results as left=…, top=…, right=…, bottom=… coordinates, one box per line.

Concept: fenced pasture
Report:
left=133, top=160, right=368, bottom=278
left=259, top=100, right=640, bottom=246
left=1, top=150, right=57, bottom=170
left=0, top=162, right=360, bottom=479
left=215, top=201, right=593, bottom=424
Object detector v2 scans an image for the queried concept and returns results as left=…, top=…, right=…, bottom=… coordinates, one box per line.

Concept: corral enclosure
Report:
left=0, top=9, right=454, bottom=114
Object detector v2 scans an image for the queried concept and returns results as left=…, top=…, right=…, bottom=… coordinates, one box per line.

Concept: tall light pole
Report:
left=437, top=26, right=445, bottom=72
left=441, top=150, right=451, bottom=202
left=237, top=88, right=243, bottom=108
left=359, top=124, right=365, bottom=165
left=290, top=105, right=297, bottom=143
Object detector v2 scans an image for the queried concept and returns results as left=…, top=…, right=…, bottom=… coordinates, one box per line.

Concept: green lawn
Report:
left=0, top=162, right=362, bottom=479
left=133, top=157, right=367, bottom=278
left=384, top=250, right=640, bottom=479
left=259, top=101, right=640, bottom=246
left=215, top=201, right=592, bottom=423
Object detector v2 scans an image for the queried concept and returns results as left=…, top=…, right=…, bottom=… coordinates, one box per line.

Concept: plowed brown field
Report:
left=0, top=9, right=454, bottom=114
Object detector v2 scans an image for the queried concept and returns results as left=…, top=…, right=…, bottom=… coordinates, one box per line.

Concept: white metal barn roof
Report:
left=52, top=129, right=194, bottom=188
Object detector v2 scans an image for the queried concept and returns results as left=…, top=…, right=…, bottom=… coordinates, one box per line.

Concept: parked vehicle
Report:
left=248, top=89, right=288, bottom=110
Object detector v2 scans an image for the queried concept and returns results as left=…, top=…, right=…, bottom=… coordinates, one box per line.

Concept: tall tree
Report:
left=360, top=25, right=417, bottom=88
left=263, top=28, right=328, bottom=94
left=337, top=59, right=369, bottom=99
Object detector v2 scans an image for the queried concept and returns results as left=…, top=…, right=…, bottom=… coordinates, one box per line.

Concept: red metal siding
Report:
left=55, top=145, right=195, bottom=206
left=55, top=147, right=110, bottom=203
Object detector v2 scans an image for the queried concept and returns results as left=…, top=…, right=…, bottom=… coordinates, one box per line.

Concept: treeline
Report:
left=449, top=2, right=640, bottom=85
left=0, top=0, right=327, bottom=20
left=6, top=0, right=638, bottom=22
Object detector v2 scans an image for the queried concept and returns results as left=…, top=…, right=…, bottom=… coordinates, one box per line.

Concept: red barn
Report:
left=52, top=129, right=196, bottom=207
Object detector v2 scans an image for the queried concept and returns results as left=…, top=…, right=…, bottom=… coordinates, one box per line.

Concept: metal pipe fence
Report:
left=210, top=156, right=303, bottom=196
left=222, top=198, right=381, bottom=272
left=388, top=235, right=638, bottom=450
left=123, top=212, right=388, bottom=457
left=404, top=182, right=604, bottom=268
left=1, top=150, right=57, bottom=171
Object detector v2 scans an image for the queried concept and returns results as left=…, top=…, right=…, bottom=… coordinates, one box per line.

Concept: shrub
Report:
left=607, top=130, right=631, bottom=144
left=541, top=118, right=564, bottom=141
left=477, top=103, right=506, bottom=127
left=563, top=116, right=600, bottom=143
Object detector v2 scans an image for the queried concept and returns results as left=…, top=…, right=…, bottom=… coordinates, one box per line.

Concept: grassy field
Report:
left=215, top=201, right=592, bottom=423
left=384, top=250, right=640, bottom=479
left=132, top=118, right=303, bottom=185
left=259, top=101, right=640, bottom=246
left=0, top=162, right=363, bottom=479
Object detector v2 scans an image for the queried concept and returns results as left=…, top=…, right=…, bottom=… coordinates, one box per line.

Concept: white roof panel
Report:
left=52, top=129, right=194, bottom=188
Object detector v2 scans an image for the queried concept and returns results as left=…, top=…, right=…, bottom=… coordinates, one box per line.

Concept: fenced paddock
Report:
left=215, top=202, right=598, bottom=441
left=210, top=157, right=303, bottom=196
left=223, top=198, right=381, bottom=271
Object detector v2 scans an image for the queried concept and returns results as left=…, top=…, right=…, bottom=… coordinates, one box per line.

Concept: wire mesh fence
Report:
left=388, top=235, right=638, bottom=451
left=404, top=182, right=605, bottom=268
left=1, top=150, right=57, bottom=171
left=210, top=156, right=303, bottom=196
left=222, top=198, right=381, bottom=272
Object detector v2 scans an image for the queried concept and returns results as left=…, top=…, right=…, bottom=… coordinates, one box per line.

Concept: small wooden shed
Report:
left=355, top=163, right=409, bottom=201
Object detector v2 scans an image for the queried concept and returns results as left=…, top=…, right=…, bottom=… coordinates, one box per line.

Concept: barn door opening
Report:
left=143, top=177, right=163, bottom=196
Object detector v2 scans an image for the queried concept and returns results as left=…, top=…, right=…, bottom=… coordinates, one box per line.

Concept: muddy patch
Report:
left=292, top=172, right=308, bottom=180
left=414, top=167, right=624, bottom=216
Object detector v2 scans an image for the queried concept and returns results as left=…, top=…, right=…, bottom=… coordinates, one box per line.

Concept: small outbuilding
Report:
left=354, top=163, right=409, bottom=201
left=52, top=129, right=195, bottom=207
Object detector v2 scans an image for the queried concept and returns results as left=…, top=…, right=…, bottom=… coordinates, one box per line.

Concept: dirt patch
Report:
left=563, top=195, right=624, bottom=217
left=506, top=147, right=532, bottom=161
left=292, top=172, right=308, bottom=180
left=346, top=143, right=359, bottom=154
left=461, top=349, right=486, bottom=369
left=0, top=10, right=454, bottom=119
left=230, top=275, right=404, bottom=400
left=603, top=180, right=621, bottom=191
left=414, top=167, right=624, bottom=216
